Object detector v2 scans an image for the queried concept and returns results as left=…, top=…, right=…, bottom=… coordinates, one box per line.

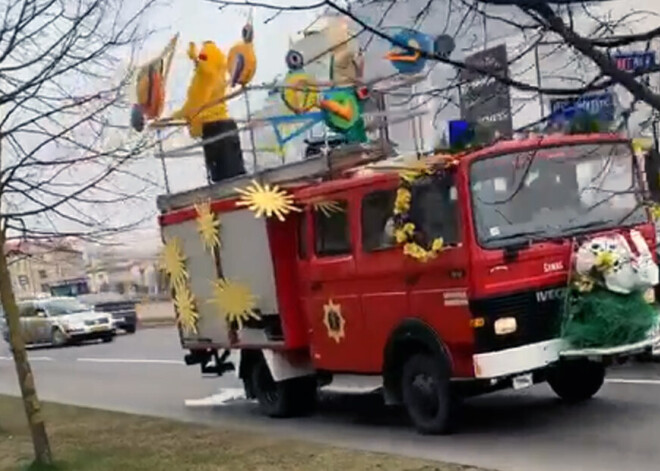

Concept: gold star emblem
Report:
left=323, top=299, right=346, bottom=343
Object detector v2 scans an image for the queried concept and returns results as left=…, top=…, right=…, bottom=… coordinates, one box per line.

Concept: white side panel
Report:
left=162, top=219, right=229, bottom=343
left=218, top=210, right=280, bottom=315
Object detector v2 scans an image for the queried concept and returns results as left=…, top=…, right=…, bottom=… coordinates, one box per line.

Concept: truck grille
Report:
left=469, top=286, right=565, bottom=353
left=85, top=318, right=109, bottom=326
left=94, top=302, right=136, bottom=314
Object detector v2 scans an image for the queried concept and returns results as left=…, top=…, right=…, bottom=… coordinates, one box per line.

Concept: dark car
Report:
left=77, top=292, right=138, bottom=334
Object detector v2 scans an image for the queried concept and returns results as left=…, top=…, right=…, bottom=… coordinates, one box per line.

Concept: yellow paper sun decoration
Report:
left=313, top=200, right=344, bottom=218
left=235, top=180, right=301, bottom=221
left=195, top=201, right=221, bottom=253
left=173, top=285, right=199, bottom=335
left=159, top=237, right=188, bottom=289
left=209, top=278, right=260, bottom=330
left=399, top=161, right=433, bottom=183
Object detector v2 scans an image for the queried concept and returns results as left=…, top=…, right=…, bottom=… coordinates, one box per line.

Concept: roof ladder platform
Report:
left=156, top=141, right=393, bottom=212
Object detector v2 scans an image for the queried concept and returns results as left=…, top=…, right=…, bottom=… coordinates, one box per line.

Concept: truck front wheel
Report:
left=547, top=359, right=605, bottom=403
left=250, top=356, right=317, bottom=418
left=401, top=353, right=456, bottom=435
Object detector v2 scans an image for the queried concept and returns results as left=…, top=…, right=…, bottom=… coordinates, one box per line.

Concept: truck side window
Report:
left=297, top=212, right=308, bottom=259
left=362, top=190, right=397, bottom=252
left=409, top=178, right=459, bottom=244
left=314, top=200, right=351, bottom=256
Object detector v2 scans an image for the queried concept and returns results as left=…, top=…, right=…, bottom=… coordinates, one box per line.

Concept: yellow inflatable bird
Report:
left=171, top=41, right=229, bottom=138
left=227, top=17, right=257, bottom=87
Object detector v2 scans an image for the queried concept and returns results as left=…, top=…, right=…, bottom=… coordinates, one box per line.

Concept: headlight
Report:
left=61, top=321, right=84, bottom=331
left=494, top=317, right=517, bottom=335
left=644, top=288, right=656, bottom=304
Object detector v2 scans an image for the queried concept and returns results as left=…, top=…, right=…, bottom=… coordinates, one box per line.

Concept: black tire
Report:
left=547, top=360, right=605, bottom=403
left=401, top=353, right=456, bottom=435
left=250, top=357, right=317, bottom=418
left=51, top=328, right=67, bottom=347
left=102, top=334, right=113, bottom=343
left=125, top=324, right=137, bottom=334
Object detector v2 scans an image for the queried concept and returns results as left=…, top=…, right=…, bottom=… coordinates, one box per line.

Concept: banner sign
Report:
left=613, top=51, right=656, bottom=73
left=459, top=44, right=513, bottom=138
left=549, top=92, right=616, bottom=123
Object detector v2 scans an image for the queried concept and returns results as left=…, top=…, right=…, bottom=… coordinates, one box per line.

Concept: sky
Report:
left=108, top=0, right=324, bottom=254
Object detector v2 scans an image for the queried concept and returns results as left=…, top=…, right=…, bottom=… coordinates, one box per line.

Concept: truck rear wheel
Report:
left=250, top=356, right=317, bottom=418
left=547, top=359, right=605, bottom=403
left=401, top=353, right=456, bottom=435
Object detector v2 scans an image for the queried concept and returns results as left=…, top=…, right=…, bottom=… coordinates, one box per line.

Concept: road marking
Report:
left=606, top=378, right=660, bottom=385
left=185, top=388, right=248, bottom=407
left=76, top=358, right=184, bottom=365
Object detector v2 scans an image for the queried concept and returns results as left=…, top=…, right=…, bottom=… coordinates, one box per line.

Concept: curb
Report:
left=137, top=318, right=176, bottom=329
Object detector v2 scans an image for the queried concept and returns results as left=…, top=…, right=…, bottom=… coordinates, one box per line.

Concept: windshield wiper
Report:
left=488, top=227, right=567, bottom=245
left=564, top=220, right=611, bottom=236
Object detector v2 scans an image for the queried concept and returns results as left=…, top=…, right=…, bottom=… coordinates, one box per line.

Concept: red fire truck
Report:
left=158, top=133, right=659, bottom=434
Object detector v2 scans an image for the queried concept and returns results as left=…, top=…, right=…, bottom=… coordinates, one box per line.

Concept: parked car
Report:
left=0, top=297, right=115, bottom=347
left=77, top=292, right=138, bottom=334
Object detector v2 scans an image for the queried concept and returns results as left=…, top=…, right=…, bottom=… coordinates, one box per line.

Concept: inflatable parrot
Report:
left=385, top=29, right=455, bottom=75
left=171, top=41, right=229, bottom=138
left=130, top=35, right=177, bottom=132
left=227, top=15, right=257, bottom=87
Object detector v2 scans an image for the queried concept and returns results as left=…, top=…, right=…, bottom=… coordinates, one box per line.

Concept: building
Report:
left=247, top=0, right=660, bottom=159
left=6, top=239, right=86, bottom=300
left=84, top=246, right=164, bottom=295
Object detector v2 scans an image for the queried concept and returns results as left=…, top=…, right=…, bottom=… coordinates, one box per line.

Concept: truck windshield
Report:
left=50, top=281, right=90, bottom=297
left=470, top=142, right=648, bottom=248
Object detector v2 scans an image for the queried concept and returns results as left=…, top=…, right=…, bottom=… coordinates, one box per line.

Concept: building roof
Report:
left=5, top=239, right=83, bottom=257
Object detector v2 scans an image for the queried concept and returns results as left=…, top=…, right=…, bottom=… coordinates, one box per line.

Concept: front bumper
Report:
left=64, top=326, right=114, bottom=341
left=473, top=335, right=660, bottom=379
left=111, top=312, right=137, bottom=329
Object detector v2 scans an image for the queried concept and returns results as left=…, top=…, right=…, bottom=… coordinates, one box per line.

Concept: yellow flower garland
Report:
left=392, top=163, right=449, bottom=263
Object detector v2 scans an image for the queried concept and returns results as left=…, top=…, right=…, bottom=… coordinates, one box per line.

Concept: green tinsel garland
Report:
left=562, top=287, right=658, bottom=349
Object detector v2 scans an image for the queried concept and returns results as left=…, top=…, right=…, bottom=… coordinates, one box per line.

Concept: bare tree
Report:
left=0, top=0, right=159, bottom=465
left=207, top=0, right=660, bottom=131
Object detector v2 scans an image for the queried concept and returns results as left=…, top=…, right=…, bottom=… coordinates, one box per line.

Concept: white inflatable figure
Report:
left=574, top=230, right=659, bottom=294
left=628, top=230, right=659, bottom=288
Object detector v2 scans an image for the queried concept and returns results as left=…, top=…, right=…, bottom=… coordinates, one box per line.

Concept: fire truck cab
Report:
left=158, top=133, right=659, bottom=434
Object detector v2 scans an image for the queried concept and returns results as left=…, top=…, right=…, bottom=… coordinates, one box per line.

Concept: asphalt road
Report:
left=2, top=328, right=660, bottom=471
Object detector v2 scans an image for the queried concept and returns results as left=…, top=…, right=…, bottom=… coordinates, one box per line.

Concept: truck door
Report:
left=356, top=185, right=409, bottom=372
left=406, top=174, right=474, bottom=378
left=304, top=196, right=366, bottom=371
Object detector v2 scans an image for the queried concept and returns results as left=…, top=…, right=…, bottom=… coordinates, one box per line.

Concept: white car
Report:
left=1, top=297, right=115, bottom=347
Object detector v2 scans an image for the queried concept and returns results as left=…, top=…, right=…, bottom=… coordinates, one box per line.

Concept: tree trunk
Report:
left=0, top=231, right=53, bottom=465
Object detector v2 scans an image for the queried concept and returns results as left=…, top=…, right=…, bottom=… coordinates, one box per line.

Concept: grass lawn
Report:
left=0, top=395, right=490, bottom=471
